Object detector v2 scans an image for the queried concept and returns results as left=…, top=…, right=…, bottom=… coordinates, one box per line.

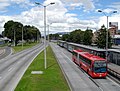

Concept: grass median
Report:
left=15, top=46, right=70, bottom=91
left=13, top=42, right=38, bottom=53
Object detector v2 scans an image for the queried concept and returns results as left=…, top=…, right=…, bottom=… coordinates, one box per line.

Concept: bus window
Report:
left=93, top=61, right=107, bottom=73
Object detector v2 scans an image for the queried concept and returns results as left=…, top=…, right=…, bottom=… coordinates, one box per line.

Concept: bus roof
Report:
left=73, top=49, right=83, bottom=52
left=79, top=52, right=105, bottom=61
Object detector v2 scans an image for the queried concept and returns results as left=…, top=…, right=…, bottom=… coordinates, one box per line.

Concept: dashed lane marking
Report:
left=8, top=67, right=13, bottom=72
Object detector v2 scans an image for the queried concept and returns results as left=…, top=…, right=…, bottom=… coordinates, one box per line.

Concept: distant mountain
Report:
left=56, top=32, right=69, bottom=35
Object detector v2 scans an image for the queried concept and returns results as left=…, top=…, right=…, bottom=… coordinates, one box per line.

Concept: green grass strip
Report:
left=15, top=46, right=70, bottom=91
left=13, top=42, right=39, bottom=53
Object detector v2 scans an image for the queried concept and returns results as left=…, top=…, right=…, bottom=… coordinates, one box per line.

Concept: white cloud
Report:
left=61, top=0, right=95, bottom=10
left=0, top=0, right=98, bottom=34
left=109, top=2, right=120, bottom=9
left=98, top=16, right=120, bottom=30
left=0, top=3, right=10, bottom=10
left=0, top=0, right=10, bottom=11
left=0, top=0, right=33, bottom=11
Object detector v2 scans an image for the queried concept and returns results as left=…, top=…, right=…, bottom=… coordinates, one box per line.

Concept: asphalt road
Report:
left=0, top=47, right=12, bottom=59
left=50, top=43, right=120, bottom=91
left=0, top=43, right=44, bottom=91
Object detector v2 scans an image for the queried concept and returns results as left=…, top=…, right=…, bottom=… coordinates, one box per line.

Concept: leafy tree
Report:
left=4, top=20, right=23, bottom=45
left=69, top=29, right=84, bottom=44
left=49, top=34, right=59, bottom=40
left=96, top=25, right=112, bottom=48
left=61, top=34, right=69, bottom=41
left=23, top=25, right=41, bottom=42
left=83, top=29, right=93, bottom=45
left=3, top=20, right=41, bottom=45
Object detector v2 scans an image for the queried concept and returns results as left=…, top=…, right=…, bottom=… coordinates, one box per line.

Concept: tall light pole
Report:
left=98, top=10, right=117, bottom=62
left=35, top=2, right=55, bottom=69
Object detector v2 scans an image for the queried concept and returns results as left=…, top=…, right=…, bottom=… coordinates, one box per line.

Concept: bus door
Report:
left=77, top=54, right=81, bottom=66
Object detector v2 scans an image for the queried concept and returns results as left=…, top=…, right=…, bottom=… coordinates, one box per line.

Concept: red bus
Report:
left=72, top=50, right=107, bottom=78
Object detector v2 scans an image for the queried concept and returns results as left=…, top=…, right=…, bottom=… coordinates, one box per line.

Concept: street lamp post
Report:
left=35, top=2, right=55, bottom=69
left=98, top=10, right=117, bottom=62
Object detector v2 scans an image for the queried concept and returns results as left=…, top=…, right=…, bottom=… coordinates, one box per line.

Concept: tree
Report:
left=3, top=20, right=41, bottom=45
left=22, top=25, right=41, bottom=42
left=96, top=25, right=112, bottom=48
left=4, top=20, right=23, bottom=45
left=68, top=29, right=84, bottom=44
left=61, top=34, right=69, bottom=41
left=49, top=34, right=59, bottom=40
left=83, top=29, right=93, bottom=45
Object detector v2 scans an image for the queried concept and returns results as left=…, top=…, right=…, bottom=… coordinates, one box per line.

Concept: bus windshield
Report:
left=94, top=61, right=107, bottom=73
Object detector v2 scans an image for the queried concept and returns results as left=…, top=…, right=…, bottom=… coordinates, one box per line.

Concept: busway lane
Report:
left=50, top=43, right=101, bottom=91
left=0, top=43, right=44, bottom=91
left=93, top=77, right=120, bottom=91
left=51, top=43, right=120, bottom=91
left=60, top=46, right=120, bottom=91
left=59, top=44, right=120, bottom=91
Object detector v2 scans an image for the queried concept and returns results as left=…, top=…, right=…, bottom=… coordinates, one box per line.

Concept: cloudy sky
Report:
left=0, top=0, right=120, bottom=34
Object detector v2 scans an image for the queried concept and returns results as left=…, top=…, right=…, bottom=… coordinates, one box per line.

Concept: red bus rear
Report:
left=72, top=50, right=107, bottom=78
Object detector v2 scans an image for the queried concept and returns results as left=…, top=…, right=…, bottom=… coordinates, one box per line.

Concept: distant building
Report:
left=113, top=35, right=120, bottom=45
left=108, top=26, right=118, bottom=37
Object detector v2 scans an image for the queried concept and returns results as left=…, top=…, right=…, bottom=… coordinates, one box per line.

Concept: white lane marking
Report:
left=17, top=61, right=21, bottom=64
left=8, top=67, right=13, bottom=72
left=61, top=52, right=71, bottom=61
left=107, top=77, right=120, bottom=88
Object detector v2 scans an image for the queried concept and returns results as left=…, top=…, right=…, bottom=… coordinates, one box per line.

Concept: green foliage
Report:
left=61, top=29, right=93, bottom=45
left=83, top=29, right=93, bottom=45
left=96, top=25, right=112, bottom=48
left=3, top=20, right=41, bottom=45
left=15, top=46, right=70, bottom=91
left=49, top=34, right=59, bottom=40
left=61, top=34, right=69, bottom=41
left=68, top=29, right=84, bottom=44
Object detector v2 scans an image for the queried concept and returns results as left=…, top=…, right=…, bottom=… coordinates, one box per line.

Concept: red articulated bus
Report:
left=72, top=50, right=107, bottom=78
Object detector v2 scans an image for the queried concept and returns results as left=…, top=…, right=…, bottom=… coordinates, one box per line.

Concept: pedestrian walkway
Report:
left=50, top=43, right=100, bottom=91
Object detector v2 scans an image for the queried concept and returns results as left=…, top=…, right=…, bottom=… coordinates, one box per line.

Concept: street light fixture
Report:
left=98, top=10, right=117, bottom=62
left=35, top=2, right=55, bottom=69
